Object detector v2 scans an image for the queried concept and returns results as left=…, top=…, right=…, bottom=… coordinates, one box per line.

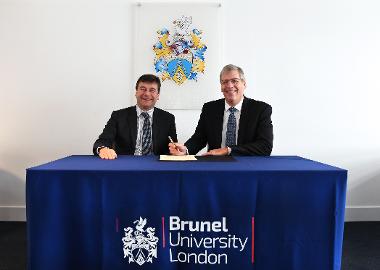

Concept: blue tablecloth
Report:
left=26, top=155, right=347, bottom=270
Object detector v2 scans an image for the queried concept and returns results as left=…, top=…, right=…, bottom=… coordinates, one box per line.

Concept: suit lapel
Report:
left=215, top=100, right=225, bottom=147
left=238, top=98, right=251, bottom=144
left=127, top=106, right=138, bottom=149
left=152, top=108, right=160, bottom=153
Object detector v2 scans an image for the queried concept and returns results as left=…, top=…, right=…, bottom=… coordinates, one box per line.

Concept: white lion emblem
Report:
left=122, top=217, right=159, bottom=265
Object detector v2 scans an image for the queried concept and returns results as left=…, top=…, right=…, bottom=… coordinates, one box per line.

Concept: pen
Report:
left=168, top=136, right=178, bottom=150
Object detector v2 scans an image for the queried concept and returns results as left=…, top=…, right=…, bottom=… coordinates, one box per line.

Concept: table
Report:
left=26, top=155, right=347, bottom=270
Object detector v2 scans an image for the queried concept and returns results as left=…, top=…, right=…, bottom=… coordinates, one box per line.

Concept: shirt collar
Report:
left=224, top=97, right=244, bottom=112
left=136, top=105, right=154, bottom=118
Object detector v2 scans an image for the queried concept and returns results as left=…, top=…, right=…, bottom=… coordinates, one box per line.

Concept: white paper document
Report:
left=159, top=155, right=197, bottom=161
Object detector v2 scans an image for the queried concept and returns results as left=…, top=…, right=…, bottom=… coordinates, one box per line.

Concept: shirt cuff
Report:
left=96, top=146, right=106, bottom=155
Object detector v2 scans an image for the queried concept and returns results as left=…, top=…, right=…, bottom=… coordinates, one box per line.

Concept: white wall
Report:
left=1, top=0, right=379, bottom=221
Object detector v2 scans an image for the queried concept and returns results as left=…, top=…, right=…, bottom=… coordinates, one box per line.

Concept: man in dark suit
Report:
left=169, top=64, right=273, bottom=156
left=94, top=74, right=177, bottom=159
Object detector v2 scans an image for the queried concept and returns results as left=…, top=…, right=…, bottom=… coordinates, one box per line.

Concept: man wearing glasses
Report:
left=94, top=74, right=177, bottom=159
left=169, top=64, right=273, bottom=156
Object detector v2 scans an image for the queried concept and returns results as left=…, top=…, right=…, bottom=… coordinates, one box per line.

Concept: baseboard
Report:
left=345, top=206, right=380, bottom=221
left=0, top=206, right=26, bottom=221
left=0, top=205, right=379, bottom=222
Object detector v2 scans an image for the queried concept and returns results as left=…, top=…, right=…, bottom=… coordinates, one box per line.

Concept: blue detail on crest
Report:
left=193, top=29, right=201, bottom=35
left=154, top=58, right=168, bottom=73
left=154, top=41, right=163, bottom=49
left=158, top=28, right=169, bottom=35
left=189, top=72, right=198, bottom=81
left=167, top=59, right=192, bottom=78
left=193, top=46, right=207, bottom=61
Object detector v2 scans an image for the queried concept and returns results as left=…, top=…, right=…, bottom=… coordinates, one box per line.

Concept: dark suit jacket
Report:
left=93, top=106, right=177, bottom=155
left=185, top=97, right=273, bottom=156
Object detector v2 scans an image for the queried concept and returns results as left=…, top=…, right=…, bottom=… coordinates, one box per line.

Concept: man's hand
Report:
left=168, top=142, right=187, bottom=156
left=203, top=147, right=229, bottom=156
left=99, top=147, right=118, bottom=160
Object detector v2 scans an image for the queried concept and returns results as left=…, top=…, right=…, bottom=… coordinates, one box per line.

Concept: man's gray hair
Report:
left=220, top=64, right=246, bottom=82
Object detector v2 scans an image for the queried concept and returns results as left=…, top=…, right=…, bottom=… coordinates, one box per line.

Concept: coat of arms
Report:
left=153, top=15, right=207, bottom=85
left=122, top=217, right=159, bottom=265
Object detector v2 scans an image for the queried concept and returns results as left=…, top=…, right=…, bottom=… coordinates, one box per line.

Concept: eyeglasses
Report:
left=220, top=78, right=243, bottom=86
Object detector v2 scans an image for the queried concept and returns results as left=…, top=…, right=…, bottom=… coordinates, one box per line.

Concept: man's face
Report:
left=220, top=70, right=246, bottom=106
left=135, top=81, right=160, bottom=110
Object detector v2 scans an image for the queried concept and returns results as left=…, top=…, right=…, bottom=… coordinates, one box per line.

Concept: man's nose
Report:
left=226, top=80, right=235, bottom=87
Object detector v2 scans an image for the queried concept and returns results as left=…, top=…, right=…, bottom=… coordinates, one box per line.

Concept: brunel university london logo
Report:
left=122, top=217, right=158, bottom=265
left=120, top=216, right=254, bottom=266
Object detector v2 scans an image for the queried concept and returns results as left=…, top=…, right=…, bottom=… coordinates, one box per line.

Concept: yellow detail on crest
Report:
left=161, top=71, right=170, bottom=81
left=153, top=33, right=171, bottom=59
left=192, top=58, right=205, bottom=73
left=191, top=33, right=204, bottom=49
left=153, top=47, right=171, bottom=59
left=173, top=66, right=187, bottom=85
left=158, top=33, right=169, bottom=47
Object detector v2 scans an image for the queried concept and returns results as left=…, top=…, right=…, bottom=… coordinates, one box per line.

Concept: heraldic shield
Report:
left=167, top=59, right=192, bottom=84
left=122, top=217, right=159, bottom=266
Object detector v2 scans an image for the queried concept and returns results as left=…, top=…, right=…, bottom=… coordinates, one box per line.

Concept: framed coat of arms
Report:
left=133, top=2, right=222, bottom=109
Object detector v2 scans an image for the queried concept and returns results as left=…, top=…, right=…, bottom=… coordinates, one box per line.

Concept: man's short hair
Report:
left=220, top=64, right=246, bottom=82
left=135, top=74, right=161, bottom=93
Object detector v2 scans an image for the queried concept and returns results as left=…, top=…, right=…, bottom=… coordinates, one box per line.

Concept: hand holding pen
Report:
left=168, top=136, right=187, bottom=156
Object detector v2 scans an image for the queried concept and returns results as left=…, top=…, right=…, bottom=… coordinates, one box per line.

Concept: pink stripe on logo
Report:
left=251, top=216, right=255, bottom=264
left=162, top=216, right=166, bottom=248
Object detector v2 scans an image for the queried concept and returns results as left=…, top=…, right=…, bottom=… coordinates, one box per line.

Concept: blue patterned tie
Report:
left=226, top=107, right=237, bottom=147
left=141, top=112, right=152, bottom=155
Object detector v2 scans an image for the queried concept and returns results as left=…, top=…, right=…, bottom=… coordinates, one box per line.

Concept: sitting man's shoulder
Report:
left=153, top=107, right=175, bottom=118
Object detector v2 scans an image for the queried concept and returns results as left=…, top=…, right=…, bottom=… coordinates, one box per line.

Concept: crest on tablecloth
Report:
left=122, top=217, right=158, bottom=265
left=153, top=15, right=207, bottom=85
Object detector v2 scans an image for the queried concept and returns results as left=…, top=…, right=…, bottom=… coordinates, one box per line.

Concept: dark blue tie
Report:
left=141, top=112, right=152, bottom=155
left=226, top=107, right=237, bottom=147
